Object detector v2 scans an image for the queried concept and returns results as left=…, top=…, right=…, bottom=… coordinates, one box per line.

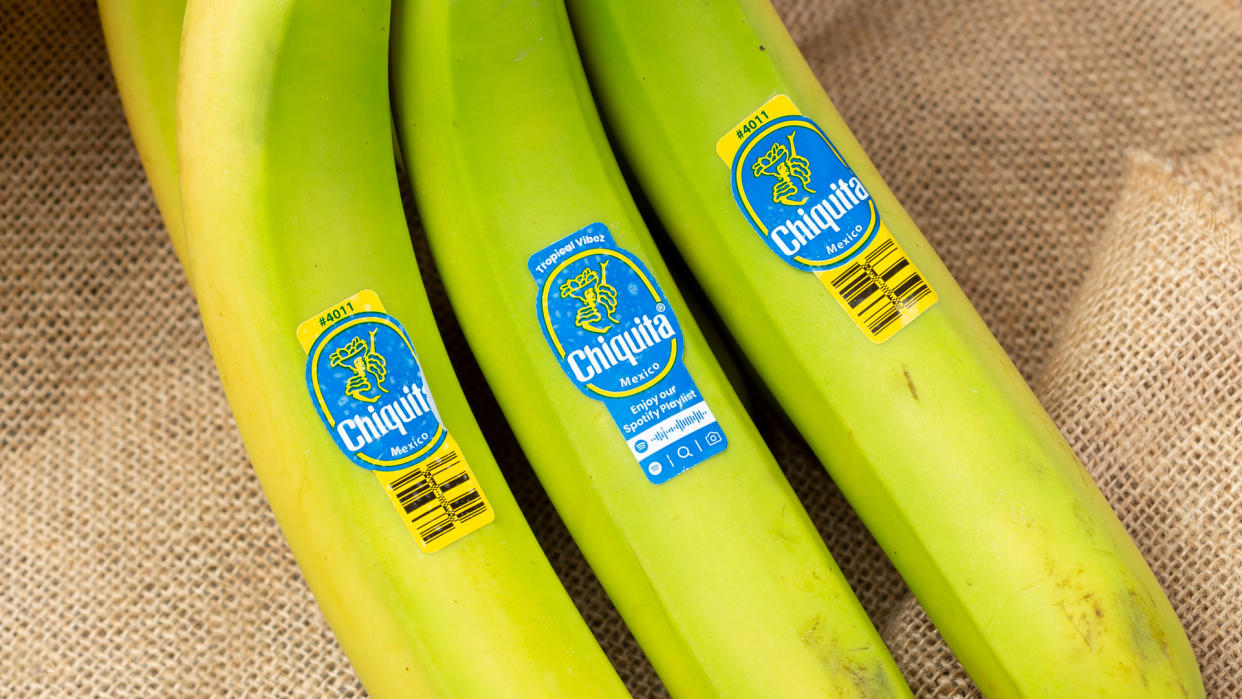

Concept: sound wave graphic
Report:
left=646, top=407, right=711, bottom=443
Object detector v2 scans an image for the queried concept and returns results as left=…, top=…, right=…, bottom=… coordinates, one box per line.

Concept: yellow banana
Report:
left=175, top=0, right=625, bottom=695
left=391, top=0, right=909, bottom=696
left=566, top=0, right=1203, bottom=696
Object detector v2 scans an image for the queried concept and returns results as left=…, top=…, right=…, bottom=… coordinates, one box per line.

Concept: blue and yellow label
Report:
left=718, top=95, right=937, bottom=343
left=720, top=95, right=877, bottom=271
left=305, top=310, right=445, bottom=470
left=299, top=290, right=492, bottom=553
left=529, top=224, right=727, bottom=484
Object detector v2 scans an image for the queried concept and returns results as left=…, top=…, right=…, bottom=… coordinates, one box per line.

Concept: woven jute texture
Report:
left=2, top=0, right=1240, bottom=696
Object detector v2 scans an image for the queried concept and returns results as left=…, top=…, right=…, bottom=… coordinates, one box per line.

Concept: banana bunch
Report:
left=105, top=0, right=627, bottom=695
left=391, top=1, right=908, bottom=696
left=566, top=0, right=1204, bottom=696
left=100, top=0, right=1204, bottom=694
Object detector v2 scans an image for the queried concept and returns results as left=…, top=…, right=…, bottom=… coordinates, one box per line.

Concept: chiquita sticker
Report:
left=529, top=223, right=727, bottom=484
left=717, top=95, right=937, bottom=343
left=299, top=290, right=492, bottom=553
left=306, top=310, right=447, bottom=469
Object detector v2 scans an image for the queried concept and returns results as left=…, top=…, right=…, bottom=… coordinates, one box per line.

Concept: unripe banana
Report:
left=98, top=0, right=187, bottom=269
left=391, top=0, right=909, bottom=696
left=176, top=0, right=626, bottom=695
left=566, top=0, right=1203, bottom=696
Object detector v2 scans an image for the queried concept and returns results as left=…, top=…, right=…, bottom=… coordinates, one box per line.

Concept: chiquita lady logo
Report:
left=329, top=329, right=389, bottom=402
left=559, top=261, right=620, bottom=334
left=752, top=133, right=815, bottom=206
left=731, top=111, right=880, bottom=271
left=306, top=312, right=445, bottom=470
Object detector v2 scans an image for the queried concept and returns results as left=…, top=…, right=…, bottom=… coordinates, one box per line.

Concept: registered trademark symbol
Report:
left=656, top=303, right=666, bottom=312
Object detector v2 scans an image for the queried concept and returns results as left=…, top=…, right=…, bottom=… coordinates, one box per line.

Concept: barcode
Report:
left=823, top=228, right=937, bottom=343
left=386, top=448, right=490, bottom=548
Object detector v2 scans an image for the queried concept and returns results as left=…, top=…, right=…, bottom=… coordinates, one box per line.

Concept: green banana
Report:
left=98, top=0, right=187, bottom=270
left=176, top=0, right=626, bottom=695
left=566, top=0, right=1203, bottom=696
left=391, top=0, right=909, bottom=696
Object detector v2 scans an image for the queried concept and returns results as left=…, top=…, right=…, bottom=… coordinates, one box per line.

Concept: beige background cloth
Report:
left=2, top=0, right=1240, bottom=695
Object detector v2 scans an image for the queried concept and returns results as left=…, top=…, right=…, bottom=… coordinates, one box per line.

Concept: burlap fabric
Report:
left=2, top=0, right=1239, bottom=695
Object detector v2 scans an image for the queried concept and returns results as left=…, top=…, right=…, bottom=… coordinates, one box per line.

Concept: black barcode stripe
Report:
left=870, top=309, right=902, bottom=334
left=891, top=274, right=922, bottom=299
left=881, top=258, right=909, bottom=281
left=856, top=293, right=885, bottom=318
left=848, top=281, right=880, bottom=308
left=401, top=490, right=437, bottom=514
left=395, top=478, right=433, bottom=503
left=420, top=516, right=456, bottom=543
left=837, top=268, right=874, bottom=304
left=389, top=468, right=422, bottom=490
left=831, top=261, right=862, bottom=288
left=866, top=239, right=896, bottom=263
left=448, top=489, right=481, bottom=511
left=454, top=501, right=488, bottom=523
left=410, top=505, right=443, bottom=524
left=439, top=472, right=471, bottom=492
left=908, top=286, right=933, bottom=304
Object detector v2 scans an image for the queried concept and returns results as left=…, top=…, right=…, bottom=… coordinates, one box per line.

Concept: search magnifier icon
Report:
left=676, top=446, right=693, bottom=459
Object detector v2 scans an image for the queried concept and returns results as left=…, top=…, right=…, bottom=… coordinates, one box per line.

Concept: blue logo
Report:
left=530, top=223, right=727, bottom=484
left=534, top=232, right=681, bottom=400
left=305, top=312, right=445, bottom=471
left=731, top=115, right=879, bottom=271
